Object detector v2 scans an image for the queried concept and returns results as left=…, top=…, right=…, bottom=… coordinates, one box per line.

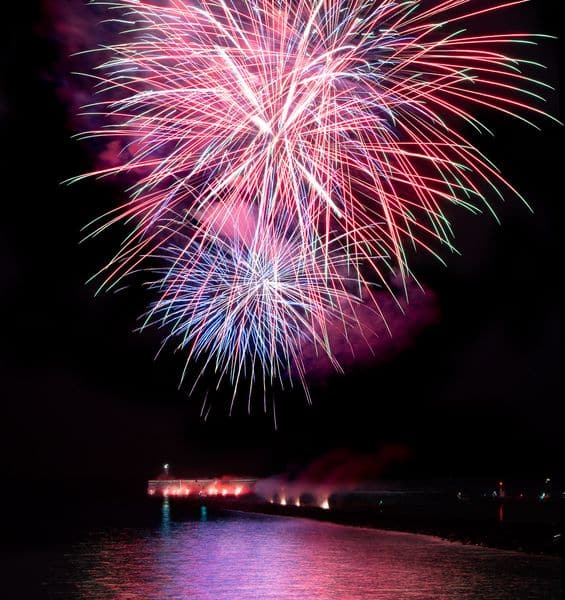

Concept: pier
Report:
left=147, top=477, right=256, bottom=498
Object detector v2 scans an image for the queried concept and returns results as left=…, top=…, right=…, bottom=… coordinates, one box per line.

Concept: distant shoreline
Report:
left=194, top=497, right=563, bottom=556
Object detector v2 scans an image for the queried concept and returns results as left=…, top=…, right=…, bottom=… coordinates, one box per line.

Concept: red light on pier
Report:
left=148, top=477, right=254, bottom=498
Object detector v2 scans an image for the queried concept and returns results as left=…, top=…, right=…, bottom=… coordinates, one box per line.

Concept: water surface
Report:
left=9, top=503, right=562, bottom=599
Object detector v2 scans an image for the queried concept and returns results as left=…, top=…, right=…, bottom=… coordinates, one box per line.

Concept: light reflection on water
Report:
left=42, top=508, right=560, bottom=599
left=161, top=497, right=170, bottom=534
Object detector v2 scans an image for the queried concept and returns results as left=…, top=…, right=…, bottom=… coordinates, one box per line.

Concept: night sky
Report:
left=1, top=1, right=562, bottom=496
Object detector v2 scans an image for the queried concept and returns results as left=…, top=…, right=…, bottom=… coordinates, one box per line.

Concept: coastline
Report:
left=196, top=496, right=563, bottom=556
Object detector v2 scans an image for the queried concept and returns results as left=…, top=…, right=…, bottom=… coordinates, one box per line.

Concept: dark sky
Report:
left=1, top=1, right=561, bottom=494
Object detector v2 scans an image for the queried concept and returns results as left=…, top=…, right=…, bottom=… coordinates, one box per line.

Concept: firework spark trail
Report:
left=143, top=216, right=370, bottom=407
left=72, top=0, right=554, bottom=290
left=68, top=0, right=555, bottom=399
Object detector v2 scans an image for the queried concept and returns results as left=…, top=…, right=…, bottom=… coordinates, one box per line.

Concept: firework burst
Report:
left=68, top=0, right=555, bottom=399
left=73, top=0, right=554, bottom=288
left=143, top=218, right=367, bottom=406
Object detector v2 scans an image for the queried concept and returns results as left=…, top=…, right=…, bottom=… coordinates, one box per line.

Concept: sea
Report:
left=4, top=496, right=561, bottom=599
